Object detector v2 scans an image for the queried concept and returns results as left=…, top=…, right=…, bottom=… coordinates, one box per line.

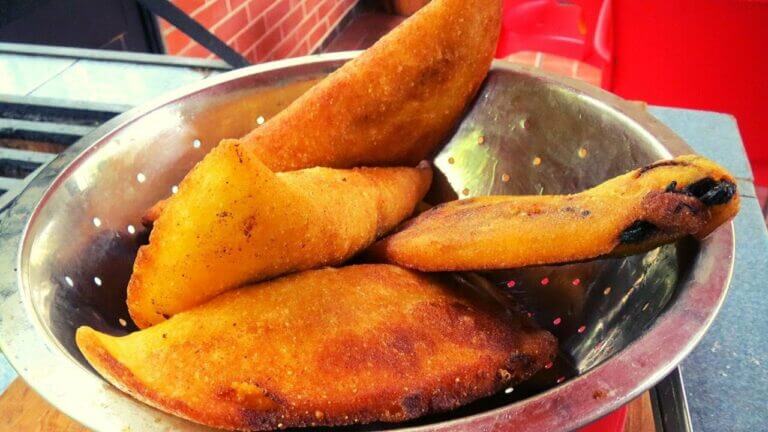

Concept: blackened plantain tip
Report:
left=685, top=178, right=737, bottom=206
left=619, top=220, right=658, bottom=244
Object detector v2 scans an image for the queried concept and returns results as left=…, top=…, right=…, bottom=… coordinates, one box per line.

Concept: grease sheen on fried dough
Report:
left=127, top=142, right=432, bottom=328
left=80, top=265, right=556, bottom=431
left=368, top=155, right=740, bottom=271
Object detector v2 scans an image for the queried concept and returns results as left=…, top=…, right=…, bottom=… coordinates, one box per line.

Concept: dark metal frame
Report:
left=0, top=95, right=130, bottom=125
left=0, top=118, right=92, bottom=145
left=650, top=369, right=694, bottom=431
left=2, top=0, right=365, bottom=68
left=0, top=148, right=54, bottom=208
left=134, top=0, right=166, bottom=54
left=135, top=0, right=249, bottom=68
left=0, top=95, right=126, bottom=210
left=0, top=42, right=230, bottom=69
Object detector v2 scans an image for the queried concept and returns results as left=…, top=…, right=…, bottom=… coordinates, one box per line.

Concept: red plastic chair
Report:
left=578, top=405, right=628, bottom=432
left=496, top=0, right=585, bottom=58
left=496, top=0, right=613, bottom=86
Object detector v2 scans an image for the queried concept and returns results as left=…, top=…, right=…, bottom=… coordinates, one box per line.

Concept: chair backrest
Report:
left=496, top=0, right=612, bottom=71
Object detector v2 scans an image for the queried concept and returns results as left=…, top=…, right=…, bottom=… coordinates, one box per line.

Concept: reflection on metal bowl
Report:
left=0, top=53, right=734, bottom=432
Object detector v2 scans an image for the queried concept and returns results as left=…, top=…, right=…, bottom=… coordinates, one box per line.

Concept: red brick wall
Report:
left=160, top=0, right=358, bottom=63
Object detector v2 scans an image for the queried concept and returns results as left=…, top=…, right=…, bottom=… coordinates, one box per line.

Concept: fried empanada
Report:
left=143, top=0, right=502, bottom=224
left=368, top=155, right=740, bottom=271
left=80, top=265, right=556, bottom=431
left=127, top=142, right=432, bottom=328
left=241, top=0, right=501, bottom=171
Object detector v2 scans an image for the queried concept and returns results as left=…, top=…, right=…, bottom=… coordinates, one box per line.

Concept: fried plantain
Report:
left=80, top=265, right=556, bottom=431
left=367, top=155, right=740, bottom=271
left=127, top=142, right=432, bottom=328
left=143, top=0, right=502, bottom=224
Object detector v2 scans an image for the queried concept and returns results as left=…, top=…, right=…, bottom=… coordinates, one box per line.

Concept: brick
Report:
left=291, top=13, right=318, bottom=50
left=264, top=0, right=290, bottom=26
left=192, top=0, right=230, bottom=28
left=271, top=44, right=292, bottom=60
left=303, top=0, right=324, bottom=10
left=288, top=41, right=306, bottom=58
left=328, top=0, right=353, bottom=26
left=158, top=18, right=174, bottom=35
left=271, top=31, right=299, bottom=60
left=242, top=43, right=256, bottom=59
left=256, top=27, right=282, bottom=59
left=247, top=0, right=272, bottom=20
left=244, top=46, right=258, bottom=63
left=163, top=28, right=192, bottom=54
left=179, top=40, right=211, bottom=58
left=212, top=5, right=249, bottom=42
left=227, top=0, right=249, bottom=12
left=258, top=45, right=273, bottom=62
left=232, top=17, right=266, bottom=53
left=298, top=7, right=320, bottom=32
left=295, top=20, right=312, bottom=43
left=286, top=42, right=301, bottom=58
left=307, top=20, right=330, bottom=51
left=317, top=0, right=334, bottom=20
left=173, top=0, right=207, bottom=15
left=301, top=39, right=312, bottom=56
left=280, top=4, right=307, bottom=37
left=304, top=6, right=321, bottom=24
left=270, top=38, right=291, bottom=59
left=302, top=0, right=322, bottom=16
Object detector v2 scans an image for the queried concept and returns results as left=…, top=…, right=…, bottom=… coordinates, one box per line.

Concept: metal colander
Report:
left=0, top=53, right=734, bottom=431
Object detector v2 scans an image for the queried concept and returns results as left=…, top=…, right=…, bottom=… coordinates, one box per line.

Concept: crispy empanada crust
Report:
left=128, top=142, right=431, bottom=328
left=82, top=265, right=556, bottom=431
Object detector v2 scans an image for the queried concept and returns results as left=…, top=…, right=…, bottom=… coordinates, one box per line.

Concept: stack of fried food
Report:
left=75, top=0, right=740, bottom=430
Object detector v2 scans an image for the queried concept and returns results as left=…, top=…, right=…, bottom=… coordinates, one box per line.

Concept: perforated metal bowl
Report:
left=0, top=53, right=734, bottom=431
